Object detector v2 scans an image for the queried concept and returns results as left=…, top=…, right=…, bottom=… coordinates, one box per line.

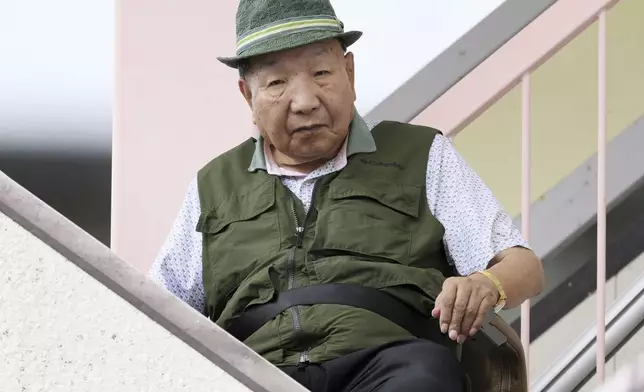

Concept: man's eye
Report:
left=267, top=80, right=284, bottom=87
left=315, top=70, right=330, bottom=77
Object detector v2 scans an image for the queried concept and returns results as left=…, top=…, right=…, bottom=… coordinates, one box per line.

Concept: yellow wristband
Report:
left=473, top=270, right=507, bottom=312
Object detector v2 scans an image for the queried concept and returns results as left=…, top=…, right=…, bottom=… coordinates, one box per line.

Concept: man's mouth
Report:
left=293, top=124, right=325, bottom=133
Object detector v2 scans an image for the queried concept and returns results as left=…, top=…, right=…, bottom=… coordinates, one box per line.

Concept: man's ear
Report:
left=344, top=51, right=356, bottom=98
left=238, top=78, right=253, bottom=108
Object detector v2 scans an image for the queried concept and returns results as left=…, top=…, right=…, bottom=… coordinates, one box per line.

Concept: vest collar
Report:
left=247, top=108, right=377, bottom=172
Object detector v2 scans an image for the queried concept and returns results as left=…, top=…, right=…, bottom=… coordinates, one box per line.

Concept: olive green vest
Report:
left=196, top=121, right=455, bottom=366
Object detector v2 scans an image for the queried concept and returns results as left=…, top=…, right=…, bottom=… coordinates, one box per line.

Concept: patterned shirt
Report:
left=148, top=118, right=529, bottom=314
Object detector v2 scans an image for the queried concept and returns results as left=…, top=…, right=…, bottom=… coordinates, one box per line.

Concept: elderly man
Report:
left=150, top=0, right=545, bottom=391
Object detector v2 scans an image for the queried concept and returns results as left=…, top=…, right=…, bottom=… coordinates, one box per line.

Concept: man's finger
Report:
left=469, top=294, right=497, bottom=336
left=431, top=306, right=440, bottom=319
left=459, top=286, right=481, bottom=338
left=448, top=283, right=472, bottom=341
left=437, top=279, right=457, bottom=334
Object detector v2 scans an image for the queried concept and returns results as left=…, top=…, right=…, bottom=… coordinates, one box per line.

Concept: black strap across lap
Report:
left=226, top=283, right=448, bottom=343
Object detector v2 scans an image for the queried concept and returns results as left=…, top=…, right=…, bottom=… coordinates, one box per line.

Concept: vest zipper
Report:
left=289, top=184, right=318, bottom=366
left=286, top=246, right=303, bottom=335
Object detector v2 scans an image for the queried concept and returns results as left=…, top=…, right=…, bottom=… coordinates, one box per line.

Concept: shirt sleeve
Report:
left=425, top=134, right=530, bottom=276
left=147, top=177, right=206, bottom=314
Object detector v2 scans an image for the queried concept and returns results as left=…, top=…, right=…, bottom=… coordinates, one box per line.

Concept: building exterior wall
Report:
left=0, top=211, right=250, bottom=392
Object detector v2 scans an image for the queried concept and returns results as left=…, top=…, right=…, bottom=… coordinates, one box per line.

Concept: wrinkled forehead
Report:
left=249, top=40, right=344, bottom=73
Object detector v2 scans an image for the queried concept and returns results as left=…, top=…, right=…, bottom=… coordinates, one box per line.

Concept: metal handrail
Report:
left=530, top=272, right=644, bottom=391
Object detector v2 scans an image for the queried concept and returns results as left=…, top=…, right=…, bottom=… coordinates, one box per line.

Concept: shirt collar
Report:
left=248, top=108, right=377, bottom=172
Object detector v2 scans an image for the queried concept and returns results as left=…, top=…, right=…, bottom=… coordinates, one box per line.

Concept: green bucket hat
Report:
left=218, top=0, right=362, bottom=68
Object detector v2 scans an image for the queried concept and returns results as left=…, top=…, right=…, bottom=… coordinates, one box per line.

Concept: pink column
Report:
left=521, top=73, right=531, bottom=367
left=596, top=9, right=608, bottom=384
left=113, top=0, right=250, bottom=272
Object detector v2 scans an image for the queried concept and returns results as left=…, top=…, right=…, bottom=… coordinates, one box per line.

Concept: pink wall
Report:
left=113, top=0, right=251, bottom=272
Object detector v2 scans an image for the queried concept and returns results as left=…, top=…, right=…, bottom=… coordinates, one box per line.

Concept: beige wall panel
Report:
left=453, top=0, right=644, bottom=216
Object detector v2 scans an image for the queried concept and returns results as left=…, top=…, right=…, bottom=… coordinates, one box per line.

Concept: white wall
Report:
left=0, top=211, right=249, bottom=392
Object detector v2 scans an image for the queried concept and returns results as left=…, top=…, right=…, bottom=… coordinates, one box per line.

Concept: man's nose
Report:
left=289, top=79, right=321, bottom=114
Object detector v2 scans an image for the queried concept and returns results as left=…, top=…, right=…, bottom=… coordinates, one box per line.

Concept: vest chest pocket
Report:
left=311, top=178, right=422, bottom=264
left=196, top=180, right=279, bottom=294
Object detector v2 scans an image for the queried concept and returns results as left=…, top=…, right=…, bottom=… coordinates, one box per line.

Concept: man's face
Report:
left=239, top=40, right=356, bottom=167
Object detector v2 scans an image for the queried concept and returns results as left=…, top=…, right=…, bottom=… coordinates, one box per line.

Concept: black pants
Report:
left=279, top=339, right=466, bottom=392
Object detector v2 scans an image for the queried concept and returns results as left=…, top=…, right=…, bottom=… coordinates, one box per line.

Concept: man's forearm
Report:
left=483, top=247, right=545, bottom=309
left=434, top=246, right=544, bottom=340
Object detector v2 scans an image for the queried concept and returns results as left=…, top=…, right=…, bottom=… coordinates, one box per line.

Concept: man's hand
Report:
left=431, top=274, right=499, bottom=344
